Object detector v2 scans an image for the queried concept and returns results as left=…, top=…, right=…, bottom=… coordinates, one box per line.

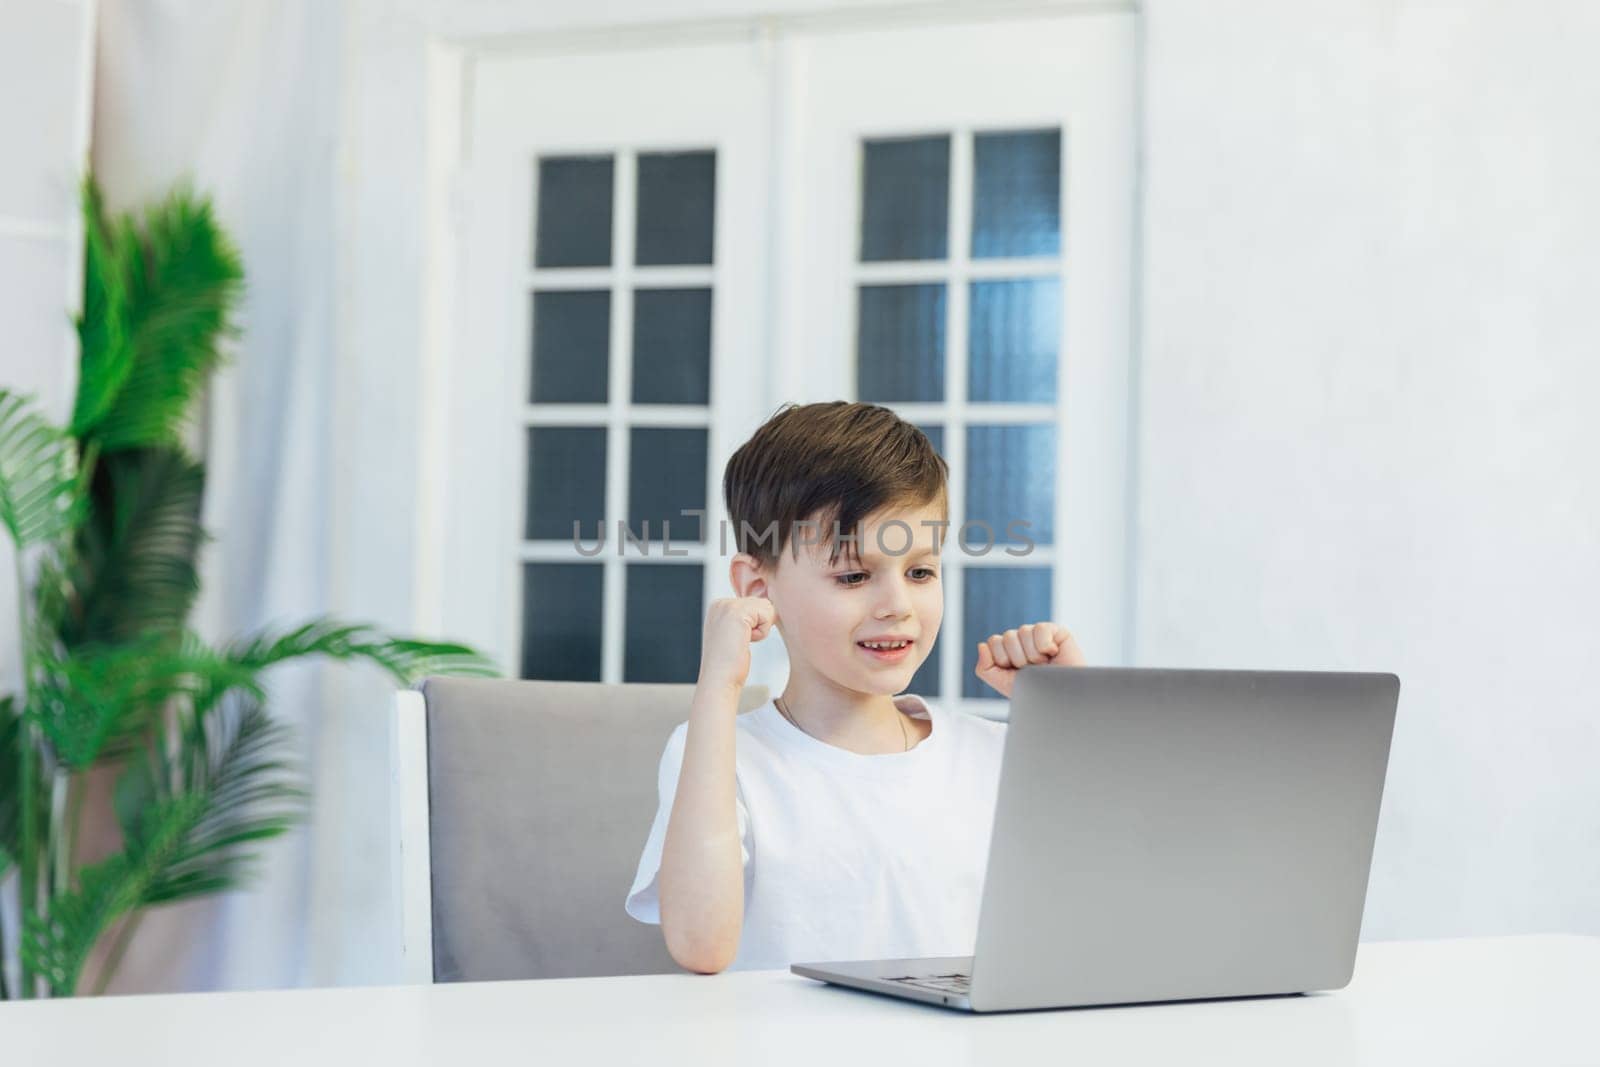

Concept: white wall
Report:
left=1136, top=0, right=1600, bottom=938
left=0, top=0, right=94, bottom=697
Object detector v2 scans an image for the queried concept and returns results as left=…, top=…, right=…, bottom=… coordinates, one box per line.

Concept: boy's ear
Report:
left=729, top=553, right=771, bottom=601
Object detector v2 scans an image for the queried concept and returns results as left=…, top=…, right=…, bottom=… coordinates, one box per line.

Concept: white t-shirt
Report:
left=624, top=693, right=1008, bottom=970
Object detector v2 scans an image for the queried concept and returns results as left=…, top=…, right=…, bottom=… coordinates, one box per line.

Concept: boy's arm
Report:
left=659, top=679, right=746, bottom=973
left=657, top=596, right=775, bottom=974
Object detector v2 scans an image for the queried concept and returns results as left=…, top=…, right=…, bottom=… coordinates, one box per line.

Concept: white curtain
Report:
left=91, top=0, right=355, bottom=993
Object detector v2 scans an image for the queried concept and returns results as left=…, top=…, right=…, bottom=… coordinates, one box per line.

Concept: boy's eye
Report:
left=834, top=567, right=938, bottom=587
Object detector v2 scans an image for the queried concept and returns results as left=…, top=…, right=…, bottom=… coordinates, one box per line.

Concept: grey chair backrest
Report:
left=412, top=676, right=767, bottom=982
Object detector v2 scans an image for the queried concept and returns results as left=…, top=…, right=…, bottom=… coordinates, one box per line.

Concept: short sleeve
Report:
left=624, top=721, right=753, bottom=925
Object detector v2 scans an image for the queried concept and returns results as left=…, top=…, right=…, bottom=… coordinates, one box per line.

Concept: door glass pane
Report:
left=635, top=150, right=716, bottom=266
left=968, top=278, right=1059, bottom=403
left=907, top=622, right=942, bottom=699
left=632, top=287, right=712, bottom=404
left=905, top=423, right=944, bottom=697
left=624, top=564, right=705, bottom=682
left=856, top=283, right=945, bottom=403
left=965, top=424, right=1055, bottom=549
left=525, top=427, right=606, bottom=541
left=530, top=290, right=609, bottom=403
left=535, top=155, right=613, bottom=268
left=963, top=566, right=1051, bottom=699
left=860, top=135, right=950, bottom=262
left=628, top=427, right=708, bottom=543
left=971, top=129, right=1061, bottom=259
left=521, top=562, right=604, bottom=681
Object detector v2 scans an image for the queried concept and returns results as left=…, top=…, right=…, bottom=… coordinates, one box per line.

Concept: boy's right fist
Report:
left=698, top=596, right=778, bottom=690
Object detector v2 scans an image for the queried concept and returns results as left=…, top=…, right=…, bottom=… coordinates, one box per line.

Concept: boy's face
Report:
left=747, top=500, right=946, bottom=698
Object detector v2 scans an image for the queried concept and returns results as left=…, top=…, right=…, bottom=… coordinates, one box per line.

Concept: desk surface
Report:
left=6, top=936, right=1597, bottom=1066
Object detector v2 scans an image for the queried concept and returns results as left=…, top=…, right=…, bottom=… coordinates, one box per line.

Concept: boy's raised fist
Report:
left=973, top=621, right=1084, bottom=699
left=698, top=596, right=778, bottom=690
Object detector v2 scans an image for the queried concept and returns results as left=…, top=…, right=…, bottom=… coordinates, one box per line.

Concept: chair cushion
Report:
left=421, top=676, right=767, bottom=981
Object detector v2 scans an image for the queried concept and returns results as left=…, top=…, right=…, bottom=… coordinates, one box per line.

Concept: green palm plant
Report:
left=0, top=182, right=496, bottom=999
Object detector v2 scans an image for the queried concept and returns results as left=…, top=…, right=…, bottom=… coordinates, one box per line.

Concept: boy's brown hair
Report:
left=723, top=401, right=949, bottom=568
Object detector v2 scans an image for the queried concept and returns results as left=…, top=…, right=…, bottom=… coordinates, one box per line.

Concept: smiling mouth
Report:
left=857, top=640, right=912, bottom=651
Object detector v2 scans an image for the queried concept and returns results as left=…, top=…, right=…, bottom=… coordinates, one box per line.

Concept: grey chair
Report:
left=391, top=676, right=767, bottom=983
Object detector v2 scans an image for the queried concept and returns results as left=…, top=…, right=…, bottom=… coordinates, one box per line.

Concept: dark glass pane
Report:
left=968, top=278, right=1060, bottom=403
left=856, top=283, right=945, bottom=403
left=860, top=135, right=950, bottom=262
left=963, top=567, right=1052, bottom=699
left=525, top=427, right=606, bottom=541
left=521, top=563, right=603, bottom=681
left=530, top=290, right=609, bottom=403
left=911, top=426, right=946, bottom=700
left=624, top=564, right=705, bottom=683
left=632, top=288, right=711, bottom=404
left=915, top=423, right=949, bottom=544
left=964, top=424, right=1055, bottom=549
left=535, top=155, right=613, bottom=268
left=906, top=623, right=942, bottom=699
left=972, top=129, right=1061, bottom=259
left=907, top=428, right=945, bottom=698
left=635, top=150, right=716, bottom=266
left=628, top=428, right=707, bottom=544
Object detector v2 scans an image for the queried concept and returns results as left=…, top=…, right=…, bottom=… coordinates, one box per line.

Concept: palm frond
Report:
left=28, top=552, right=76, bottom=658
left=64, top=448, right=206, bottom=648
left=70, top=182, right=138, bottom=439
left=23, top=794, right=205, bottom=996
left=0, top=390, right=84, bottom=549
left=88, top=188, right=244, bottom=453
left=28, top=637, right=261, bottom=770
left=1, top=694, right=51, bottom=899
left=143, top=696, right=305, bottom=904
left=225, top=617, right=499, bottom=685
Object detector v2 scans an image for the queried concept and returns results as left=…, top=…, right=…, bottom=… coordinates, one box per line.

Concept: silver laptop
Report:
left=792, top=666, right=1399, bottom=1012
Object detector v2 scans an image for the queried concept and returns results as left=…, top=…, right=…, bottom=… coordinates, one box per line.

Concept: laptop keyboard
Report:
left=884, top=972, right=970, bottom=995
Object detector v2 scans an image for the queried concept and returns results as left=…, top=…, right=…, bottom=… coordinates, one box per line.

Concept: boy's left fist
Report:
left=974, top=621, right=1085, bottom=699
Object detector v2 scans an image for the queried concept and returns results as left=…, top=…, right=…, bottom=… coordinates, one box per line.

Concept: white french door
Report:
left=446, top=40, right=772, bottom=685
left=442, top=9, right=1136, bottom=716
left=779, top=14, right=1137, bottom=710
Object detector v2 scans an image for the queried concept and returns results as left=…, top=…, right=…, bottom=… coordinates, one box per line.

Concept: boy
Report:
left=624, top=401, right=1085, bottom=973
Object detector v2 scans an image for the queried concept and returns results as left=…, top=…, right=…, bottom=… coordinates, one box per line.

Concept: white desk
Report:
left=5, top=936, right=1596, bottom=1066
